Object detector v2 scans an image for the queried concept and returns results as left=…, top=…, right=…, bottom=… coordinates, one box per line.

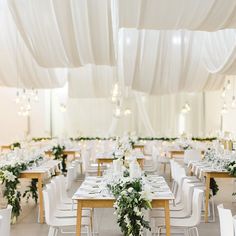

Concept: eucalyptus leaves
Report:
left=227, top=161, right=236, bottom=176
left=52, top=145, right=67, bottom=172
left=0, top=157, right=42, bottom=221
left=108, top=178, right=151, bottom=236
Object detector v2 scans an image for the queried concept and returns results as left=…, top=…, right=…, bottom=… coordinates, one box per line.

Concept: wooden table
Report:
left=74, top=197, right=172, bottom=236
left=0, top=145, right=11, bottom=152
left=202, top=171, right=233, bottom=223
left=169, top=150, right=205, bottom=159
left=97, top=157, right=144, bottom=176
left=133, top=144, right=145, bottom=152
left=45, top=150, right=80, bottom=159
left=19, top=172, right=45, bottom=223
left=169, top=150, right=184, bottom=158
left=189, top=163, right=233, bottom=223
left=19, top=160, right=61, bottom=223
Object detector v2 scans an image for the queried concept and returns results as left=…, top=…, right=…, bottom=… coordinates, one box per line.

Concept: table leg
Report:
left=205, top=174, right=210, bottom=223
left=97, top=161, right=101, bottom=176
left=76, top=201, right=82, bottom=236
left=38, top=176, right=44, bottom=224
left=164, top=200, right=171, bottom=236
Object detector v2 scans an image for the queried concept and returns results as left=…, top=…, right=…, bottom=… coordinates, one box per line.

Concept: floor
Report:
left=10, top=166, right=236, bottom=236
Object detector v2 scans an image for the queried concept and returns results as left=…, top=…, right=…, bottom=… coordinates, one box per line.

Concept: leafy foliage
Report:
left=108, top=178, right=151, bottom=236
left=52, top=145, right=67, bottom=172
left=0, top=157, right=42, bottom=220
left=210, top=178, right=219, bottom=197
left=10, top=142, right=21, bottom=150
left=23, top=179, right=38, bottom=204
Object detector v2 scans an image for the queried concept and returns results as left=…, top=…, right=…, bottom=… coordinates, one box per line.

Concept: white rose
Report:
left=128, top=187, right=133, bottom=193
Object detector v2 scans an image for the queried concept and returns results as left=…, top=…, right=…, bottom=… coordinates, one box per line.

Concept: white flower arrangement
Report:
left=108, top=177, right=152, bottom=236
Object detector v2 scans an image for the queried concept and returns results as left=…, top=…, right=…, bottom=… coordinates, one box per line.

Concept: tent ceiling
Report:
left=0, top=0, right=235, bottom=95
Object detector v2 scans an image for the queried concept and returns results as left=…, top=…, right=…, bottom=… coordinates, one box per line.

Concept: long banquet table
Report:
left=20, top=159, right=61, bottom=223
left=189, top=161, right=235, bottom=223
left=73, top=175, right=174, bottom=236
left=96, top=156, right=145, bottom=176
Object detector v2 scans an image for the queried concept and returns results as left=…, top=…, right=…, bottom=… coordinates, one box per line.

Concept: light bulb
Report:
left=114, top=107, right=121, bottom=117
left=124, top=108, right=131, bottom=115
left=60, top=104, right=66, bottom=112
left=185, top=103, right=191, bottom=112
left=226, top=80, right=231, bottom=90
left=221, top=102, right=228, bottom=114
left=126, top=37, right=131, bottom=45
left=221, top=87, right=226, bottom=98
left=232, top=96, right=236, bottom=108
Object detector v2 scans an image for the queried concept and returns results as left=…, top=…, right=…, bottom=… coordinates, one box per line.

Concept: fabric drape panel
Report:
left=8, top=0, right=115, bottom=67
left=68, top=65, right=115, bottom=98
left=0, top=0, right=66, bottom=89
left=134, top=92, right=156, bottom=136
left=118, top=29, right=225, bottom=95
left=117, top=0, right=236, bottom=31
left=0, top=0, right=235, bottom=93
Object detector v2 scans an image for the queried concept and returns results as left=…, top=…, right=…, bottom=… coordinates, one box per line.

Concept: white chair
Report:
left=43, top=189, right=91, bottom=236
left=184, top=149, right=202, bottom=165
left=54, top=175, right=73, bottom=204
left=144, top=146, right=159, bottom=174
left=66, top=166, right=76, bottom=191
left=0, top=205, right=12, bottom=236
left=154, top=188, right=204, bottom=236
left=151, top=180, right=195, bottom=218
left=82, top=148, right=106, bottom=176
left=217, top=204, right=234, bottom=236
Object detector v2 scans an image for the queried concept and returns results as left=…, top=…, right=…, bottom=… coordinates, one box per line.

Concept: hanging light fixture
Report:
left=221, top=102, right=228, bottom=114
left=181, top=102, right=191, bottom=114
left=231, top=78, right=236, bottom=109
left=221, top=87, right=226, bottom=98
left=124, top=108, right=132, bottom=116
left=60, top=103, right=67, bottom=112
left=226, top=79, right=231, bottom=90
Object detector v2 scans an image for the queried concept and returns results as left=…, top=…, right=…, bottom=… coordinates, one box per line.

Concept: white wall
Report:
left=1, top=85, right=235, bottom=144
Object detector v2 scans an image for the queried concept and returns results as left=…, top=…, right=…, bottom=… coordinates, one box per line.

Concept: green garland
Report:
left=32, top=137, right=52, bottom=142
left=210, top=178, right=219, bottom=197
left=108, top=178, right=151, bottom=236
left=23, top=179, right=38, bottom=204
left=70, top=136, right=217, bottom=142
left=0, top=157, right=43, bottom=221
left=10, top=142, right=21, bottom=150
left=0, top=162, right=27, bottom=220
left=52, top=145, right=67, bottom=172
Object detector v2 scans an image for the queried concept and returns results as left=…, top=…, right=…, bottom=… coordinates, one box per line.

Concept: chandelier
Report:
left=15, top=89, right=39, bottom=116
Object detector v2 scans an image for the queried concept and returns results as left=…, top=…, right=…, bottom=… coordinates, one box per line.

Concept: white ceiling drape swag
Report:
left=0, top=0, right=236, bottom=93
left=118, top=29, right=225, bottom=94
left=0, top=0, right=66, bottom=88
left=116, top=0, right=236, bottom=31
left=8, top=0, right=115, bottom=68
left=68, top=65, right=115, bottom=98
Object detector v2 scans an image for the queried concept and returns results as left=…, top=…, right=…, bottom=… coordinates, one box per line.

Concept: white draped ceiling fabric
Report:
left=1, top=0, right=236, bottom=136
left=2, top=0, right=236, bottom=93
left=0, top=0, right=66, bottom=88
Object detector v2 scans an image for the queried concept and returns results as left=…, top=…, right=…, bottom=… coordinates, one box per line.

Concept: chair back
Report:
left=190, top=188, right=204, bottom=225
left=184, top=149, right=201, bottom=164
left=0, top=205, right=12, bottom=236
left=151, top=146, right=159, bottom=170
left=43, top=189, right=54, bottom=225
left=55, top=175, right=68, bottom=199
left=181, top=180, right=194, bottom=216
left=81, top=149, right=91, bottom=171
left=217, top=204, right=234, bottom=236
left=66, top=166, right=75, bottom=190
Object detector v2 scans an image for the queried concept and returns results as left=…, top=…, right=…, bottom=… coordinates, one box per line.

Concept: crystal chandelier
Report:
left=15, top=88, right=39, bottom=116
